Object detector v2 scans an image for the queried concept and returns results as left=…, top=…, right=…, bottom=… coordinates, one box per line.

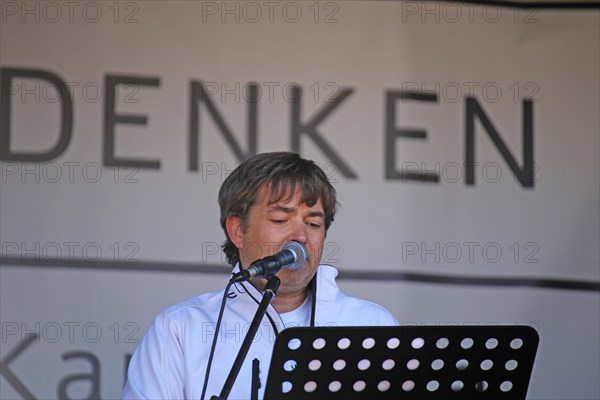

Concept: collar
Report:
left=229, top=263, right=342, bottom=328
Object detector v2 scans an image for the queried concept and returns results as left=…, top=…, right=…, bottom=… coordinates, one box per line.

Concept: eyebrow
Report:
left=270, top=205, right=324, bottom=218
left=307, top=210, right=325, bottom=218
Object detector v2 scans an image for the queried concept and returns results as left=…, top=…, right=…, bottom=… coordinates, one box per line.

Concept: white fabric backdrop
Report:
left=1, top=1, right=598, bottom=399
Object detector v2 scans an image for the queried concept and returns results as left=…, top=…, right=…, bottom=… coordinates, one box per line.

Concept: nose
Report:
left=287, top=219, right=308, bottom=246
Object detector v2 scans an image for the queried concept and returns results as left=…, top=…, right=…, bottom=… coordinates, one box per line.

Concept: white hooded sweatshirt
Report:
left=122, top=265, right=398, bottom=400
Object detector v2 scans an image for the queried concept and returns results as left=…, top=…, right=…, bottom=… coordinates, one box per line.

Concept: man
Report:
left=122, top=152, right=398, bottom=400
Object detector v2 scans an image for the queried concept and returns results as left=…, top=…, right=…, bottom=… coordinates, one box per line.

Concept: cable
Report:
left=200, top=280, right=233, bottom=400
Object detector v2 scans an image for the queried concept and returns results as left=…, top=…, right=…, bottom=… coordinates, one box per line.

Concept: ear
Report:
left=225, top=216, right=244, bottom=249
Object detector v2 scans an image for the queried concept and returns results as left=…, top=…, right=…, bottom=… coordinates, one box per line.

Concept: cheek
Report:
left=238, top=242, right=260, bottom=265
left=307, top=234, right=326, bottom=263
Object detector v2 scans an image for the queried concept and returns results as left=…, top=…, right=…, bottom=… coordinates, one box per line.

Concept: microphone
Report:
left=230, top=241, right=307, bottom=283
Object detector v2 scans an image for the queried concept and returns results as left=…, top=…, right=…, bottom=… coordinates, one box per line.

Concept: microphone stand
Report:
left=211, top=276, right=281, bottom=400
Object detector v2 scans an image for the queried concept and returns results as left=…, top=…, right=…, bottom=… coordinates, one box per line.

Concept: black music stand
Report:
left=264, top=325, right=538, bottom=399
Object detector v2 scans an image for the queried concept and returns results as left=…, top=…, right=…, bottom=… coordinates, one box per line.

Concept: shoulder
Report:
left=315, top=265, right=399, bottom=326
left=162, top=288, right=225, bottom=316
left=123, top=289, right=228, bottom=399
left=149, top=288, right=227, bottom=333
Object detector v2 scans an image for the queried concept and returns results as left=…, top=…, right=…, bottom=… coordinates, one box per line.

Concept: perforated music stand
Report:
left=265, top=325, right=538, bottom=399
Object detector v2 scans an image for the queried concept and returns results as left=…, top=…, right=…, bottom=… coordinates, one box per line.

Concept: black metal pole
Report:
left=211, top=276, right=281, bottom=400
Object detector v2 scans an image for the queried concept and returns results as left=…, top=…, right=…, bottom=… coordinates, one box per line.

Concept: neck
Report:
left=271, top=290, right=308, bottom=314
left=248, top=278, right=309, bottom=314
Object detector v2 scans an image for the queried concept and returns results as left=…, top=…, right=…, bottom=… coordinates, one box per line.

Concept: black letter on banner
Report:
left=0, top=67, right=73, bottom=161
left=385, top=91, right=439, bottom=182
left=0, top=334, right=38, bottom=399
left=291, top=86, right=357, bottom=179
left=188, top=81, right=258, bottom=170
left=466, top=97, right=534, bottom=187
left=58, top=352, right=101, bottom=400
left=103, top=75, right=160, bottom=169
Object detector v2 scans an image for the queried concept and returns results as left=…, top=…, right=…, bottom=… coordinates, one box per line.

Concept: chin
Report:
left=277, top=272, right=313, bottom=291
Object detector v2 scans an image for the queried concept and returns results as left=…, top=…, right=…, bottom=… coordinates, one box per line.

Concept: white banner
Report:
left=1, top=1, right=598, bottom=399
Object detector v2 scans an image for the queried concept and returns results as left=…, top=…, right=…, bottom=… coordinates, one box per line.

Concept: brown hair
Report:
left=218, top=152, right=338, bottom=266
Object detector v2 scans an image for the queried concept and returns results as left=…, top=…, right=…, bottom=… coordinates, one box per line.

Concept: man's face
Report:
left=229, top=186, right=326, bottom=295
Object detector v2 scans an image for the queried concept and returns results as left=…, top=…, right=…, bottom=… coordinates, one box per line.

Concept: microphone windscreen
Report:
left=282, top=241, right=308, bottom=270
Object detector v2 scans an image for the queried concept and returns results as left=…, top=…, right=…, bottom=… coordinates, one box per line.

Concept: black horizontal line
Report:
left=338, top=270, right=600, bottom=291
left=218, top=0, right=600, bottom=10
left=0, top=256, right=232, bottom=275
left=115, top=0, right=600, bottom=7
left=440, top=0, right=600, bottom=10
left=2, top=256, right=598, bottom=292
